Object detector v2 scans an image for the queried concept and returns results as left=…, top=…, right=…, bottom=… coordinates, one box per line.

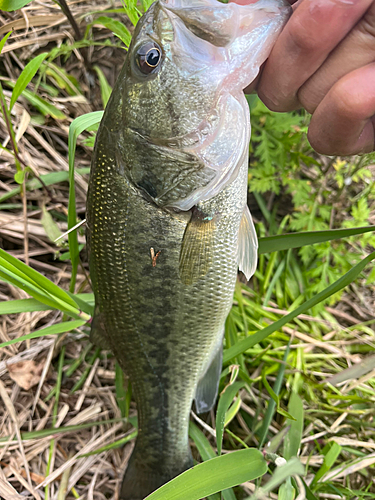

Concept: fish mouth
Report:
left=159, top=0, right=238, bottom=47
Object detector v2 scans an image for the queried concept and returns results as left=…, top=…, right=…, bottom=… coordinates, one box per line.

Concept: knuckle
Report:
left=357, top=4, right=375, bottom=41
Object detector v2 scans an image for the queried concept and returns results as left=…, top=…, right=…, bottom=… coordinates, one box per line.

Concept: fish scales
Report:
left=87, top=0, right=291, bottom=498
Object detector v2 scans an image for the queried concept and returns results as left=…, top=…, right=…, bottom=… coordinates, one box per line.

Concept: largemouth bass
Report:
left=86, top=0, right=290, bottom=498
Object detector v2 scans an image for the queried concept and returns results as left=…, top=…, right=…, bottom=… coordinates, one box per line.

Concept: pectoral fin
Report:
left=195, top=342, right=223, bottom=414
left=237, top=205, right=258, bottom=280
left=89, top=305, right=110, bottom=350
left=179, top=207, right=216, bottom=286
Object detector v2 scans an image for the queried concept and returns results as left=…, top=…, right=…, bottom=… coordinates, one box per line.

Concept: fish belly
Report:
left=87, top=142, right=247, bottom=498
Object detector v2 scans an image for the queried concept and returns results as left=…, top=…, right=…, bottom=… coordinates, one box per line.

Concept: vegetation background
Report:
left=0, top=1, right=375, bottom=499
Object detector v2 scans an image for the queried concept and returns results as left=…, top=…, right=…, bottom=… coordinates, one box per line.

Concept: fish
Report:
left=86, top=0, right=291, bottom=498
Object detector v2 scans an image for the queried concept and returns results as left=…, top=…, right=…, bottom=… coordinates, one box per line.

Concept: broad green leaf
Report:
left=94, top=65, right=112, bottom=107
left=283, top=393, right=304, bottom=460
left=258, top=226, right=375, bottom=254
left=94, top=16, right=131, bottom=46
left=216, top=381, right=244, bottom=455
left=223, top=251, right=375, bottom=363
left=145, top=449, right=267, bottom=500
left=10, top=53, right=47, bottom=110
left=189, top=423, right=235, bottom=500
left=0, top=319, right=86, bottom=349
left=68, top=111, right=103, bottom=291
left=0, top=32, right=12, bottom=54
left=0, top=0, right=33, bottom=10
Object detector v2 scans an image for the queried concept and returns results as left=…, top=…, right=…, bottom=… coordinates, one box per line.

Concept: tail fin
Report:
left=120, top=450, right=193, bottom=500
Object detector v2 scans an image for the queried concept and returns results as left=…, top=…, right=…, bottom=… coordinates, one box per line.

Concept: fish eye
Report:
left=136, top=42, right=162, bottom=75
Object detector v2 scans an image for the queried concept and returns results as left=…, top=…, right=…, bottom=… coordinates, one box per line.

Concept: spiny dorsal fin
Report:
left=237, top=205, right=258, bottom=280
left=179, top=207, right=216, bottom=286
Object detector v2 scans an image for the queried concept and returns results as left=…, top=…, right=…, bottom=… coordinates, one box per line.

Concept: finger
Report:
left=308, top=63, right=375, bottom=156
left=299, top=2, right=375, bottom=113
left=257, top=0, right=373, bottom=112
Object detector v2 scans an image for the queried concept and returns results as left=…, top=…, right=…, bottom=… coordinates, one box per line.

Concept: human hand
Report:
left=238, top=0, right=375, bottom=156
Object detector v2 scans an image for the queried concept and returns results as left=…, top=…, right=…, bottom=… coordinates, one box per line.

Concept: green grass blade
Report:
left=94, top=65, right=112, bottom=107
left=145, top=449, right=267, bottom=500
left=4, top=81, right=66, bottom=119
left=0, top=0, right=33, bottom=10
left=247, top=457, right=304, bottom=499
left=310, top=442, right=342, bottom=487
left=0, top=417, right=126, bottom=444
left=0, top=319, right=86, bottom=349
left=223, top=251, right=375, bottom=363
left=0, top=297, right=52, bottom=314
left=0, top=249, right=80, bottom=310
left=0, top=293, right=94, bottom=315
left=93, top=16, right=131, bottom=46
left=258, top=226, right=375, bottom=254
left=0, top=32, right=12, bottom=54
left=189, top=424, right=230, bottom=500
left=10, top=53, right=47, bottom=110
left=0, top=168, right=90, bottom=204
left=216, top=381, right=244, bottom=456
left=283, top=393, right=304, bottom=461
left=258, top=342, right=291, bottom=448
left=68, top=111, right=103, bottom=291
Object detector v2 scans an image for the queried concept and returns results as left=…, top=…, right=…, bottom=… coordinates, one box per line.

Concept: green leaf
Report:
left=216, top=381, right=244, bottom=455
left=283, top=393, right=304, bottom=460
left=0, top=298, right=52, bottom=315
left=223, top=251, right=375, bottom=363
left=10, top=53, right=47, bottom=110
left=94, top=65, right=112, bottom=107
left=310, top=442, right=342, bottom=486
left=0, top=319, right=86, bottom=349
left=145, top=448, right=267, bottom=500
left=68, top=111, right=103, bottom=291
left=248, top=457, right=304, bottom=499
left=278, top=478, right=294, bottom=500
left=258, top=342, right=292, bottom=448
left=41, top=205, right=63, bottom=245
left=258, top=226, right=375, bottom=254
left=4, top=81, right=66, bottom=119
left=0, top=0, right=33, bottom=10
left=0, top=249, right=90, bottom=319
left=94, top=16, right=131, bottom=46
left=0, top=32, right=12, bottom=54
left=14, top=170, right=25, bottom=184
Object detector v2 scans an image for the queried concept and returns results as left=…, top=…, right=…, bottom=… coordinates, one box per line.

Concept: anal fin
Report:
left=89, top=304, right=110, bottom=350
left=179, top=206, right=216, bottom=286
left=237, top=204, right=258, bottom=280
left=195, top=342, right=223, bottom=414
